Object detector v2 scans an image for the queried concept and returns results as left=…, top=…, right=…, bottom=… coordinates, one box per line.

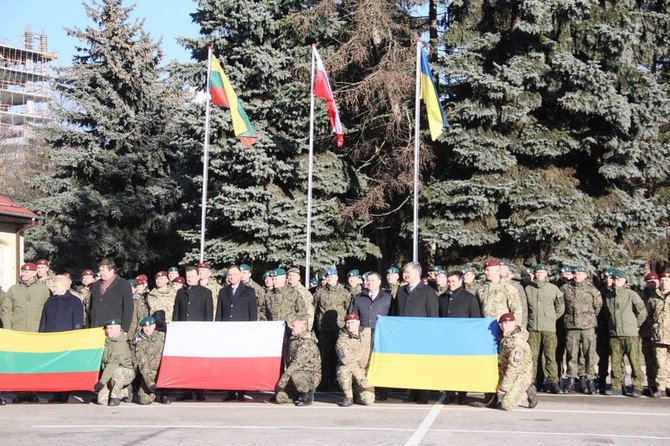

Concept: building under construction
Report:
left=0, top=30, right=57, bottom=200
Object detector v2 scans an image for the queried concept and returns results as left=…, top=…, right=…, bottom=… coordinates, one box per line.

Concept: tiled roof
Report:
left=0, top=195, right=38, bottom=219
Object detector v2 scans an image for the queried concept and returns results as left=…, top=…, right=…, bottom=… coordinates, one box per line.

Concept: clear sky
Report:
left=0, top=0, right=201, bottom=66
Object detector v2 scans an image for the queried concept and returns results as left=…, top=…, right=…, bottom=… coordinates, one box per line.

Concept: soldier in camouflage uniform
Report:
left=167, top=267, right=180, bottom=285
left=603, top=269, right=647, bottom=396
left=554, top=265, right=574, bottom=380
left=287, top=267, right=315, bottom=331
left=647, top=272, right=670, bottom=398
left=477, top=259, right=523, bottom=322
left=562, top=265, right=602, bottom=394
left=95, top=318, right=136, bottom=406
left=313, top=268, right=352, bottom=390
left=520, top=268, right=534, bottom=287
left=275, top=318, right=321, bottom=406
left=133, top=316, right=170, bottom=404
left=434, top=269, right=449, bottom=296
left=640, top=272, right=659, bottom=395
left=496, top=313, right=537, bottom=411
left=462, top=264, right=480, bottom=296
left=147, top=271, right=177, bottom=324
left=35, top=258, right=55, bottom=291
left=500, top=259, right=527, bottom=330
left=525, top=264, right=564, bottom=394
left=336, top=312, right=374, bottom=407
left=262, top=268, right=307, bottom=323
left=198, top=262, right=220, bottom=318
left=346, top=269, right=363, bottom=299
left=128, top=275, right=150, bottom=340
left=240, top=263, right=266, bottom=321
left=597, top=268, right=614, bottom=394
left=75, top=269, right=95, bottom=327
left=385, top=266, right=401, bottom=299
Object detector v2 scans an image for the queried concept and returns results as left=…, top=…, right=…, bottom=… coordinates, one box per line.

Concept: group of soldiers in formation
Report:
left=1, top=255, right=669, bottom=411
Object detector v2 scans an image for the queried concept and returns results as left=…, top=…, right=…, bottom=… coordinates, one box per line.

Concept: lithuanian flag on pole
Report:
left=209, top=55, right=257, bottom=147
left=0, top=328, right=105, bottom=392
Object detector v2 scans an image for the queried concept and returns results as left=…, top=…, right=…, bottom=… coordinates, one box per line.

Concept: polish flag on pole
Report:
left=157, top=321, right=285, bottom=390
left=312, top=46, right=344, bottom=147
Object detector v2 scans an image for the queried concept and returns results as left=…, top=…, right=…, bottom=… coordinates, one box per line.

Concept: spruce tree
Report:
left=421, top=0, right=670, bottom=274
left=26, top=0, right=184, bottom=274
left=174, top=0, right=380, bottom=274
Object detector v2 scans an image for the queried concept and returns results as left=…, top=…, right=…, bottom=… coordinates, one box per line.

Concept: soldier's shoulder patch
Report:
left=337, top=349, right=346, bottom=359
left=513, top=350, right=523, bottom=364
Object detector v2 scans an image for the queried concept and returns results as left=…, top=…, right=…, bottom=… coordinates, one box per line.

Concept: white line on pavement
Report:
left=404, top=393, right=445, bottom=446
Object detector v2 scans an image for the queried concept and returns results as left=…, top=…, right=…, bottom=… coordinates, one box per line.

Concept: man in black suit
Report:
left=173, top=265, right=213, bottom=401
left=88, top=258, right=133, bottom=333
left=392, top=262, right=439, bottom=404
left=216, top=265, right=258, bottom=402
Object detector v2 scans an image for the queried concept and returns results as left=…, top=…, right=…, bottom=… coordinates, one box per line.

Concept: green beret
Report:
left=521, top=267, right=533, bottom=276
left=347, top=269, right=360, bottom=278
left=573, top=264, right=587, bottom=273
left=168, top=266, right=179, bottom=273
left=386, top=266, right=400, bottom=274
left=269, top=268, right=286, bottom=277
left=460, top=264, right=476, bottom=274
left=140, top=316, right=156, bottom=327
left=534, top=263, right=549, bottom=272
left=318, top=269, right=328, bottom=280
left=104, top=318, right=122, bottom=327
left=601, top=268, right=613, bottom=278
left=560, top=265, right=574, bottom=273
left=239, top=263, right=251, bottom=272
left=262, top=270, right=273, bottom=279
left=430, top=265, right=442, bottom=273
left=611, top=269, right=626, bottom=279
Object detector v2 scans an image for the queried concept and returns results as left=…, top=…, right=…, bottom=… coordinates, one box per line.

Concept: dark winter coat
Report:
left=39, top=291, right=84, bottom=332
left=215, top=283, right=257, bottom=322
left=173, top=285, right=213, bottom=321
left=392, top=282, right=439, bottom=317
left=88, top=275, right=134, bottom=332
left=438, top=286, right=482, bottom=318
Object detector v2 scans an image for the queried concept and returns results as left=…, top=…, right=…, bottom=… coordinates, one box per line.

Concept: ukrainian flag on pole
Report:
left=419, top=46, right=447, bottom=141
left=367, top=317, right=499, bottom=392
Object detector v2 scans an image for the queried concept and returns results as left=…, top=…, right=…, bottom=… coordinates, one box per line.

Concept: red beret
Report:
left=499, top=313, right=515, bottom=323
left=344, top=312, right=360, bottom=322
left=81, top=269, right=94, bottom=277
left=172, top=276, right=185, bottom=284
left=484, top=259, right=500, bottom=268
left=21, top=262, right=37, bottom=271
left=135, top=274, right=148, bottom=284
left=197, top=262, right=210, bottom=269
left=645, top=272, right=659, bottom=281
left=155, top=271, right=168, bottom=279
left=36, top=259, right=50, bottom=266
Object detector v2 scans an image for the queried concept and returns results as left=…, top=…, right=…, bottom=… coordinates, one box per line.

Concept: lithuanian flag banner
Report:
left=209, top=55, right=257, bottom=148
left=367, top=317, right=499, bottom=392
left=0, top=328, right=105, bottom=392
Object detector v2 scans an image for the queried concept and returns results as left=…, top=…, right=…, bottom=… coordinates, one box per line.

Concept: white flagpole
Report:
left=199, top=46, right=214, bottom=262
left=412, top=39, right=421, bottom=263
left=305, top=44, right=317, bottom=288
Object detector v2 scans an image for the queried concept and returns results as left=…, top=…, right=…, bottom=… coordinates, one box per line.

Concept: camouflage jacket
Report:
left=646, top=289, right=670, bottom=344
left=128, top=292, right=150, bottom=340
left=498, top=326, right=532, bottom=391
left=525, top=280, right=565, bottom=332
left=202, top=277, right=221, bottom=316
left=1, top=277, right=50, bottom=332
left=147, top=286, right=177, bottom=322
left=100, top=331, right=134, bottom=383
left=477, top=280, right=522, bottom=322
left=264, top=285, right=307, bottom=324
left=134, top=331, right=165, bottom=385
left=465, top=281, right=480, bottom=296
left=385, top=282, right=400, bottom=299
left=290, top=283, right=315, bottom=330
left=562, top=281, right=602, bottom=330
left=336, top=327, right=372, bottom=383
left=244, top=279, right=266, bottom=321
left=314, top=283, right=351, bottom=332
left=278, top=331, right=321, bottom=387
left=503, top=278, right=528, bottom=329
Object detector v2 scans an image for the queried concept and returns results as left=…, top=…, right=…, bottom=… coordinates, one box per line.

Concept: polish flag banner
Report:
left=157, top=321, right=285, bottom=390
left=313, top=46, right=344, bottom=147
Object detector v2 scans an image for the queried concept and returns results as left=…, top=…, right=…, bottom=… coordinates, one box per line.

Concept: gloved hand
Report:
left=94, top=381, right=104, bottom=392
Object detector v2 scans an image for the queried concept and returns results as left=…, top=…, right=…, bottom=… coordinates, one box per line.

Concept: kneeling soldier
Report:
left=336, top=312, right=374, bottom=406
left=497, top=313, right=538, bottom=411
left=94, top=318, right=135, bottom=406
left=134, top=316, right=169, bottom=404
left=275, top=317, right=321, bottom=406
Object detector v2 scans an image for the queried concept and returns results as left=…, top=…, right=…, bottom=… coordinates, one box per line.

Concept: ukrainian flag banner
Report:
left=419, top=46, right=447, bottom=141
left=367, top=317, right=499, bottom=392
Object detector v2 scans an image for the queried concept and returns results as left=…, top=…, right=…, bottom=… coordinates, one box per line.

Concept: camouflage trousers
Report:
left=653, top=344, right=670, bottom=391
left=98, top=367, right=135, bottom=405
left=566, top=329, right=598, bottom=379
left=642, top=336, right=658, bottom=387
left=137, top=370, right=158, bottom=405
left=276, top=371, right=321, bottom=404
left=528, top=331, right=559, bottom=384
left=610, top=336, right=643, bottom=391
left=336, top=365, right=375, bottom=405
left=499, top=378, right=533, bottom=411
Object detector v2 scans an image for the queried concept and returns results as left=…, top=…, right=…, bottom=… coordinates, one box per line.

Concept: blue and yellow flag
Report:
left=367, top=317, right=499, bottom=392
left=420, top=47, right=448, bottom=141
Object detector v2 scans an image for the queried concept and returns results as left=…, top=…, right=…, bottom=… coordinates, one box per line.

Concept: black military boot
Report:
left=579, top=376, right=587, bottom=393
left=527, top=385, right=538, bottom=409
left=295, top=390, right=314, bottom=406
left=564, top=378, right=575, bottom=393
left=550, top=382, right=562, bottom=394
left=585, top=380, right=596, bottom=395
left=338, top=397, right=353, bottom=407
left=108, top=398, right=121, bottom=406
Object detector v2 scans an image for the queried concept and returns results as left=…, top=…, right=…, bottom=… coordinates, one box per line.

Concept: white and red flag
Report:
left=157, top=321, right=285, bottom=390
left=313, top=46, right=344, bottom=147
